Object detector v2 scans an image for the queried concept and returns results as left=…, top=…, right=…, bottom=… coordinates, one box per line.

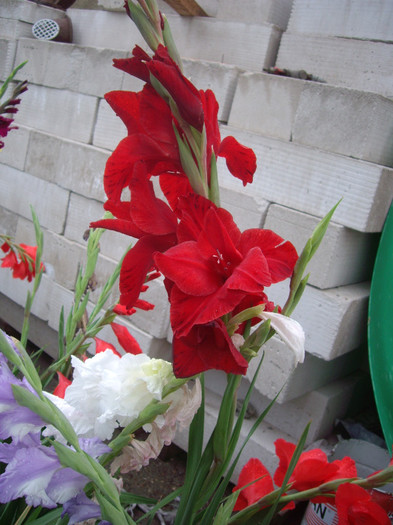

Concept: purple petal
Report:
left=62, top=492, right=102, bottom=524
left=79, top=437, right=112, bottom=458
left=47, top=468, right=89, bottom=504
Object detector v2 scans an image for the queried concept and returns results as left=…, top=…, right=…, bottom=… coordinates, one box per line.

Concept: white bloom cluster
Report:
left=45, top=350, right=174, bottom=441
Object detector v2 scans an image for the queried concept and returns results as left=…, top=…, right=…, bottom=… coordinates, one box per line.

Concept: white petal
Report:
left=258, top=312, right=305, bottom=364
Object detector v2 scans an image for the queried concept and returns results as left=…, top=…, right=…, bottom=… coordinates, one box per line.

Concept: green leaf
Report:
left=212, top=493, right=238, bottom=525
left=23, top=507, right=63, bottom=525
left=95, top=491, right=135, bottom=525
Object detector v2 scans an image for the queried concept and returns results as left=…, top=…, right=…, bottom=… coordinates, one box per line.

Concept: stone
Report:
left=93, top=97, right=127, bottom=150
left=219, top=125, right=393, bottom=233
left=14, top=84, right=98, bottom=144
left=216, top=0, right=293, bottom=30
left=293, top=83, right=393, bottom=168
left=276, top=33, right=393, bottom=98
left=0, top=165, right=69, bottom=234
left=0, top=125, right=30, bottom=170
left=25, top=130, right=108, bottom=201
left=287, top=0, right=393, bottom=42
left=0, top=39, right=17, bottom=80
left=264, top=204, right=379, bottom=289
left=14, top=38, right=126, bottom=97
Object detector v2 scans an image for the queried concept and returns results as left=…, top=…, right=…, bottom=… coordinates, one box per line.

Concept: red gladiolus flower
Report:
left=1, top=242, right=44, bottom=282
left=53, top=372, right=72, bottom=398
left=155, top=205, right=298, bottom=338
left=233, top=458, right=274, bottom=511
left=172, top=319, right=248, bottom=377
left=274, top=439, right=357, bottom=492
left=111, top=322, right=143, bottom=355
left=336, top=484, right=390, bottom=525
left=94, top=337, right=122, bottom=357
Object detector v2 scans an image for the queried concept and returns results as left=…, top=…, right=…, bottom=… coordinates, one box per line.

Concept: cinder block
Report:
left=276, top=33, right=393, bottom=98
left=219, top=186, right=269, bottom=230
left=228, top=72, right=304, bottom=140
left=293, top=83, right=393, bottom=168
left=287, top=0, right=393, bottom=42
left=216, top=0, right=293, bottom=30
left=269, top=281, right=370, bottom=360
left=14, top=39, right=126, bottom=97
left=25, top=130, right=108, bottom=201
left=14, top=84, right=98, bottom=144
left=219, top=126, right=393, bottom=233
left=0, top=125, right=29, bottom=170
left=205, top=339, right=361, bottom=403
left=68, top=8, right=145, bottom=50
left=167, top=16, right=281, bottom=70
left=183, top=59, right=240, bottom=122
left=0, top=20, right=32, bottom=41
left=0, top=39, right=16, bottom=80
left=263, top=204, right=378, bottom=289
left=258, top=372, right=370, bottom=443
left=93, top=98, right=127, bottom=150
left=0, top=165, right=69, bottom=234
left=156, top=0, right=218, bottom=17
left=0, top=206, right=18, bottom=237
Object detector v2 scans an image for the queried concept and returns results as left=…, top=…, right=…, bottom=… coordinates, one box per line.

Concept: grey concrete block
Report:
left=288, top=0, right=393, bottom=42
left=293, top=83, right=393, bottom=167
left=228, top=72, right=304, bottom=140
left=251, top=339, right=362, bottom=402
left=264, top=204, right=379, bottom=289
left=0, top=20, right=32, bottom=41
left=269, top=281, right=370, bottom=360
left=14, top=38, right=126, bottom=97
left=14, top=84, right=98, bottom=143
left=0, top=39, right=17, bottom=80
left=64, top=193, right=132, bottom=262
left=219, top=126, right=393, bottom=233
left=183, top=59, right=240, bottom=122
left=219, top=186, right=269, bottom=230
left=0, top=206, right=18, bottom=237
left=276, top=33, right=393, bottom=98
left=216, top=0, right=293, bottom=30
left=0, top=0, right=69, bottom=23
left=25, top=130, right=108, bottom=201
left=0, top=125, right=29, bottom=171
left=0, top=165, right=69, bottom=234
left=93, top=97, right=127, bottom=150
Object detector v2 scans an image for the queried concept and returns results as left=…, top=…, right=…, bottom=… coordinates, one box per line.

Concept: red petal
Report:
left=233, top=458, right=274, bottom=511
left=218, top=136, right=256, bottom=186
left=111, top=322, right=143, bottom=354
left=172, top=319, right=248, bottom=377
left=90, top=218, right=144, bottom=239
left=336, top=484, right=390, bottom=525
left=238, top=229, right=298, bottom=283
left=94, top=337, right=121, bottom=357
left=53, top=372, right=72, bottom=398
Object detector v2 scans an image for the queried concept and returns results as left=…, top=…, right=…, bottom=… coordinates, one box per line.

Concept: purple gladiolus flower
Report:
left=0, top=351, right=44, bottom=441
left=62, top=492, right=104, bottom=525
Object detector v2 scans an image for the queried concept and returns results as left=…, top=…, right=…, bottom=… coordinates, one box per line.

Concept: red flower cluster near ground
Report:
left=0, top=241, right=44, bottom=282
left=91, top=42, right=298, bottom=378
left=233, top=440, right=392, bottom=524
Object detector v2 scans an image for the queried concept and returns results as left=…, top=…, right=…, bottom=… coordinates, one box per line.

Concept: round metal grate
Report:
left=32, top=19, right=60, bottom=40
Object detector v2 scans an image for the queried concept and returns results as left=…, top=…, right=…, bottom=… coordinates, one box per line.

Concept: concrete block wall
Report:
left=1, top=0, right=392, bottom=476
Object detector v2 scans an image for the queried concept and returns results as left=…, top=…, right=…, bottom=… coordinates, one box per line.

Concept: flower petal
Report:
left=258, top=311, right=305, bottom=364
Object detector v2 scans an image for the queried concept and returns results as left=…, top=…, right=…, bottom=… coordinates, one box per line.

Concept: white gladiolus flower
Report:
left=258, top=311, right=305, bottom=364
left=45, top=350, right=174, bottom=441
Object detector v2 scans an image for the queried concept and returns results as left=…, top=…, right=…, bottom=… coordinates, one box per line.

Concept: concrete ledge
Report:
left=277, top=32, right=393, bottom=98
left=0, top=165, right=69, bottom=234
left=0, top=38, right=17, bottom=80
left=264, top=205, right=378, bottom=289
left=287, top=0, right=393, bottom=42
left=216, top=0, right=293, bottom=30
left=219, top=126, right=393, bottom=233
left=14, top=84, right=98, bottom=143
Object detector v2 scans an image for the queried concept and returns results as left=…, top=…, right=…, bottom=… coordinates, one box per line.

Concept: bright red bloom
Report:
left=94, top=337, right=122, bottom=357
left=233, top=458, right=274, bottom=511
left=1, top=242, right=44, bottom=282
left=111, top=322, right=143, bottom=355
left=172, top=319, right=247, bottom=377
left=53, top=372, right=72, bottom=398
left=155, top=204, right=298, bottom=338
left=274, top=439, right=357, bottom=492
left=336, top=484, right=390, bottom=525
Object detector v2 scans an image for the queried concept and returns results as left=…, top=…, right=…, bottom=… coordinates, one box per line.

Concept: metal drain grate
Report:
left=32, top=19, right=60, bottom=40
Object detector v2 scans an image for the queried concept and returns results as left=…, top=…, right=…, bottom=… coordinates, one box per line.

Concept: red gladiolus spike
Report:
left=53, top=372, right=72, bottom=398
left=94, top=337, right=121, bottom=357
left=113, top=304, right=137, bottom=316
left=218, top=135, right=257, bottom=186
left=111, top=322, right=143, bottom=355
left=233, top=458, right=274, bottom=511
left=134, top=298, right=155, bottom=310
left=336, top=484, right=390, bottom=525
left=172, top=319, right=248, bottom=377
